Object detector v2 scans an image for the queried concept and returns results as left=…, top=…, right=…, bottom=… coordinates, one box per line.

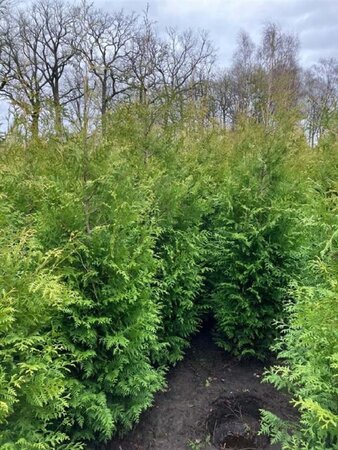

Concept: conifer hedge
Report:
left=0, top=110, right=337, bottom=450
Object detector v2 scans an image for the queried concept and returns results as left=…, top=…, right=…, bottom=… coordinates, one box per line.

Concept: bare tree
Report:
left=231, top=31, right=257, bottom=120
left=64, top=55, right=98, bottom=132
left=212, top=69, right=236, bottom=127
left=156, top=28, right=215, bottom=105
left=304, top=58, right=338, bottom=146
left=0, top=1, right=335, bottom=144
left=30, top=0, right=77, bottom=135
left=0, top=10, right=48, bottom=138
left=212, top=25, right=300, bottom=129
left=127, top=14, right=215, bottom=126
left=128, top=8, right=161, bottom=105
left=74, top=2, right=137, bottom=134
left=0, top=0, right=11, bottom=92
left=257, top=23, right=300, bottom=126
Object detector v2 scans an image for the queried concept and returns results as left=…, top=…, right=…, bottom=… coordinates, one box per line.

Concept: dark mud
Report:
left=107, top=329, right=294, bottom=450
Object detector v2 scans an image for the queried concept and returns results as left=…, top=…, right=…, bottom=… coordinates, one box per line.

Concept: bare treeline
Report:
left=212, top=27, right=338, bottom=145
left=0, top=0, right=337, bottom=144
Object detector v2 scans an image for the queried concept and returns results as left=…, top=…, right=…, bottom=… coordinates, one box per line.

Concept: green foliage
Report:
left=0, top=199, right=83, bottom=449
left=1, top=106, right=337, bottom=450
left=109, top=107, right=210, bottom=364
left=0, top=114, right=210, bottom=445
left=261, top=139, right=338, bottom=449
left=151, top=153, right=209, bottom=364
left=262, top=256, right=338, bottom=449
left=153, top=226, right=206, bottom=364
left=205, top=126, right=303, bottom=357
left=0, top=136, right=167, bottom=445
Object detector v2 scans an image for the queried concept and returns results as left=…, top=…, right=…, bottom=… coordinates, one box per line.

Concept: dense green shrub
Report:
left=0, top=122, right=210, bottom=445
left=0, top=138, right=166, bottom=445
left=261, top=254, right=338, bottom=449
left=0, top=198, right=81, bottom=449
left=153, top=151, right=207, bottom=362
left=205, top=127, right=303, bottom=357
left=0, top=110, right=337, bottom=449
left=261, top=139, right=338, bottom=449
left=110, top=107, right=211, bottom=365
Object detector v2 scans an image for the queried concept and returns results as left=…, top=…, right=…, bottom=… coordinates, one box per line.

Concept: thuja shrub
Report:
left=32, top=148, right=166, bottom=441
left=108, top=108, right=211, bottom=365
left=152, top=211, right=206, bottom=364
left=149, top=134, right=212, bottom=365
left=205, top=126, right=302, bottom=358
left=261, top=255, right=338, bottom=449
left=0, top=199, right=82, bottom=449
left=0, top=138, right=166, bottom=444
left=55, top=227, right=164, bottom=442
left=153, top=227, right=206, bottom=365
left=207, top=185, right=298, bottom=357
left=261, top=139, right=338, bottom=449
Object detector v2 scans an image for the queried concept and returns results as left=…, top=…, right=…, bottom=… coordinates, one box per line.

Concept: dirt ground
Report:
left=107, top=328, right=295, bottom=450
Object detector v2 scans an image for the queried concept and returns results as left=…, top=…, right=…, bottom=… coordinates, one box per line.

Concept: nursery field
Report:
left=1, top=110, right=337, bottom=450
left=0, top=1, right=337, bottom=448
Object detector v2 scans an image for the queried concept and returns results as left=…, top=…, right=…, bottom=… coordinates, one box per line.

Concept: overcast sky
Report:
left=98, top=0, right=338, bottom=67
left=1, top=0, right=337, bottom=128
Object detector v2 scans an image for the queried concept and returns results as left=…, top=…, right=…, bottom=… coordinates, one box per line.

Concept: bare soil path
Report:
left=107, top=328, right=294, bottom=450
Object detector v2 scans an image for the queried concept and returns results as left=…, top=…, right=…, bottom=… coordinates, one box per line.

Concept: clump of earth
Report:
left=207, top=394, right=270, bottom=449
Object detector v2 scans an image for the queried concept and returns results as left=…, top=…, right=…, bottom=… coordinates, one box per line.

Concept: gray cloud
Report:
left=98, top=0, right=338, bottom=67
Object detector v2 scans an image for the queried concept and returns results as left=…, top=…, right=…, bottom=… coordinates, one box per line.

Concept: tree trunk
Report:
left=53, top=79, right=62, bottom=136
left=101, top=72, right=108, bottom=137
left=82, top=70, right=91, bottom=234
left=31, top=101, right=40, bottom=140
